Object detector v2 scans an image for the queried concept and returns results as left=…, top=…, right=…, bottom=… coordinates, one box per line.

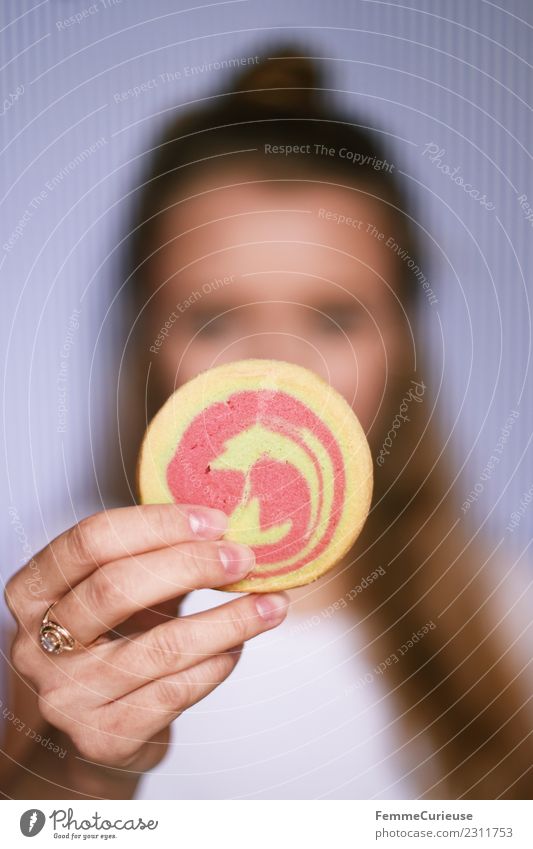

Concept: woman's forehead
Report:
left=160, top=170, right=391, bottom=228
left=151, top=177, right=398, bottom=285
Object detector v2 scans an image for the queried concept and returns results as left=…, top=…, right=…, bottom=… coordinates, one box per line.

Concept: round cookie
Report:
left=137, top=359, right=373, bottom=592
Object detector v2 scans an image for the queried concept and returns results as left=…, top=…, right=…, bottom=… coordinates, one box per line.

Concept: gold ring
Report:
left=39, top=602, right=82, bottom=655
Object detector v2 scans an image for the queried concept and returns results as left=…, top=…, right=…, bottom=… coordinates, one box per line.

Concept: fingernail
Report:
left=255, top=593, right=290, bottom=624
left=218, top=542, right=255, bottom=577
left=188, top=508, right=228, bottom=538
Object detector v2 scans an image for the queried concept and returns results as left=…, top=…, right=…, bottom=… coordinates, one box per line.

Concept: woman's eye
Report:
left=188, top=311, right=234, bottom=336
left=313, top=306, right=365, bottom=333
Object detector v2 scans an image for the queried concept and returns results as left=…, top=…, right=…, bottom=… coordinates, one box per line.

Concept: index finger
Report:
left=33, top=503, right=229, bottom=600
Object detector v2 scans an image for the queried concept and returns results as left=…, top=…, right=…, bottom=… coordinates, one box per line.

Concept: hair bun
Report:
left=230, top=42, right=325, bottom=115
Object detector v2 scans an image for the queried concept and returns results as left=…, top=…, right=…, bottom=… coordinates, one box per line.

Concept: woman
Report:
left=2, top=45, right=532, bottom=800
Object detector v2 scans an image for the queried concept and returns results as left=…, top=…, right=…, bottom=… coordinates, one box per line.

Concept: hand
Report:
left=4, top=504, right=290, bottom=780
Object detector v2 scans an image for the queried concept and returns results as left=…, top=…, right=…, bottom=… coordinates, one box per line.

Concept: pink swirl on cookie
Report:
left=166, top=390, right=345, bottom=578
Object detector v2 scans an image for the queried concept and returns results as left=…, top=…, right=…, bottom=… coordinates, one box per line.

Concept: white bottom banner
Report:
left=2, top=799, right=532, bottom=848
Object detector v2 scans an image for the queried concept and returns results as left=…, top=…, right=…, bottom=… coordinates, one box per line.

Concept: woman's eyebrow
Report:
left=303, top=291, right=372, bottom=308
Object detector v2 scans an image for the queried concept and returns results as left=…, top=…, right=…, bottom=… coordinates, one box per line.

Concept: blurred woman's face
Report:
left=143, top=170, right=409, bottom=435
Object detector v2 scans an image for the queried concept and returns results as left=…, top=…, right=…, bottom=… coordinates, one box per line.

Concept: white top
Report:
left=137, top=569, right=425, bottom=800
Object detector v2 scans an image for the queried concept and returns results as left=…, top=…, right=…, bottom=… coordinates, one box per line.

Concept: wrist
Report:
left=56, top=732, right=141, bottom=800
left=64, top=753, right=140, bottom=799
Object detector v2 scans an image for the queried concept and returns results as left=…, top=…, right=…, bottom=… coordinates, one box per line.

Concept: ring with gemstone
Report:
left=39, top=602, right=81, bottom=655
